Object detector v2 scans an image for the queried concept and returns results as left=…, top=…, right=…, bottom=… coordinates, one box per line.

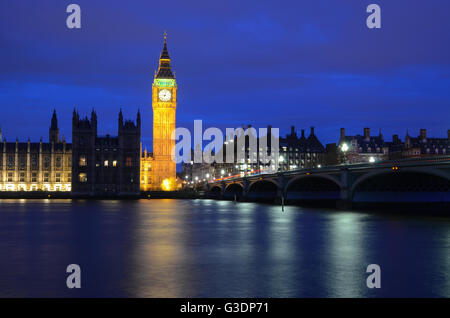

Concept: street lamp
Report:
left=369, top=156, right=375, bottom=163
left=341, top=143, right=349, bottom=164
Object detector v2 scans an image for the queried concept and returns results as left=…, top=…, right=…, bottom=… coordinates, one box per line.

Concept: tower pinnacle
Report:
left=155, top=32, right=174, bottom=79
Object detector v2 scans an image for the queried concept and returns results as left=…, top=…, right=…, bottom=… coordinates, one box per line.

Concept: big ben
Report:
left=151, top=33, right=177, bottom=190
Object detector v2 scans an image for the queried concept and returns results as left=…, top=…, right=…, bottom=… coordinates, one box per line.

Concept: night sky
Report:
left=0, top=0, right=449, bottom=149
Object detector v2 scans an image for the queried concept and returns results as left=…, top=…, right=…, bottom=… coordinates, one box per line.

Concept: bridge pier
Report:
left=276, top=174, right=286, bottom=204
left=337, top=168, right=352, bottom=209
left=242, top=178, right=249, bottom=201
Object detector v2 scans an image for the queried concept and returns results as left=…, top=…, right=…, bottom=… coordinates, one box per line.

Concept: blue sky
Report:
left=0, top=0, right=449, bottom=148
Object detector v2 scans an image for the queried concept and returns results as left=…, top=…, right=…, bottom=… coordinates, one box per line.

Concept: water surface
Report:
left=0, top=199, right=449, bottom=297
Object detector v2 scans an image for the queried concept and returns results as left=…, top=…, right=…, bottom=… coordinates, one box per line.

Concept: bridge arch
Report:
left=351, top=168, right=450, bottom=203
left=247, top=179, right=279, bottom=202
left=225, top=181, right=243, bottom=189
left=285, top=174, right=342, bottom=202
left=223, top=182, right=244, bottom=200
left=208, top=185, right=222, bottom=199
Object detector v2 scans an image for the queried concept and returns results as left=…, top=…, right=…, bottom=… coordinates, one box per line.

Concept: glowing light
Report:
left=369, top=156, right=375, bottom=163
left=341, top=143, right=349, bottom=152
left=161, top=178, right=174, bottom=191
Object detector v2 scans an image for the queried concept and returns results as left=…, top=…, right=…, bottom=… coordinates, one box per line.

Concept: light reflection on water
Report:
left=0, top=199, right=449, bottom=297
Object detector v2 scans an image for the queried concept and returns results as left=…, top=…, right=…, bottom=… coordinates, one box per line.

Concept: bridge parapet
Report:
left=204, top=157, right=450, bottom=205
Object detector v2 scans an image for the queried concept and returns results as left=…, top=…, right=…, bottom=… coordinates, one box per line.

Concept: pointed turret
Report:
left=137, top=109, right=141, bottom=129
left=49, top=109, right=60, bottom=144
left=155, top=32, right=175, bottom=79
left=51, top=109, right=58, bottom=130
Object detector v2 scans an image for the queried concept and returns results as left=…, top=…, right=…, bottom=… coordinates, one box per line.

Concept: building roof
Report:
left=155, top=33, right=175, bottom=79
left=280, top=128, right=325, bottom=153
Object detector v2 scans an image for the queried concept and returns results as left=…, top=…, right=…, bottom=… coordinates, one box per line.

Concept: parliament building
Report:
left=0, top=34, right=178, bottom=195
left=0, top=111, right=72, bottom=192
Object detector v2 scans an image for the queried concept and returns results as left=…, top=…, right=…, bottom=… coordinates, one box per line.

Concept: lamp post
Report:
left=341, top=143, right=349, bottom=164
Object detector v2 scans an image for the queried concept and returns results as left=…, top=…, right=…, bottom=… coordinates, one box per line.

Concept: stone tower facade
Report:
left=72, top=109, right=141, bottom=196
left=151, top=33, right=177, bottom=190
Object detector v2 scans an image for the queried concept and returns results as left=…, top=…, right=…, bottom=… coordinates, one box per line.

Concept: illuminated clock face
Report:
left=158, top=89, right=171, bottom=102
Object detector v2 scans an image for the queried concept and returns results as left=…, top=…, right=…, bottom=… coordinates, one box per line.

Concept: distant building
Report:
left=181, top=125, right=326, bottom=187
left=71, top=109, right=141, bottom=196
left=0, top=111, right=72, bottom=192
left=388, top=129, right=450, bottom=159
left=324, top=143, right=339, bottom=166
left=338, top=128, right=389, bottom=164
left=279, top=126, right=325, bottom=170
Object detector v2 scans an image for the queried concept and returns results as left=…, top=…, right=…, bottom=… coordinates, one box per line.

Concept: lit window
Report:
left=113, top=160, right=117, bottom=167
left=79, top=155, right=87, bottom=166
left=79, top=173, right=87, bottom=183
left=104, top=160, right=109, bottom=167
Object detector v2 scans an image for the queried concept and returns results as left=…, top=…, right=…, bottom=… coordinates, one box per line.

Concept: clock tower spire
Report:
left=151, top=32, right=178, bottom=190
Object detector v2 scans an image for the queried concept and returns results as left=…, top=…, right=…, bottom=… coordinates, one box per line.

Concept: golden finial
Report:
left=164, top=31, right=167, bottom=41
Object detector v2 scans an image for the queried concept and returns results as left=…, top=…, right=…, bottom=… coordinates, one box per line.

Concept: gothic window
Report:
left=79, top=173, right=87, bottom=183
left=56, top=156, right=62, bottom=168
left=19, top=172, right=25, bottom=182
left=44, top=173, right=49, bottom=183
left=79, top=155, right=87, bottom=167
left=43, top=156, right=51, bottom=169
left=31, top=155, right=38, bottom=168
left=55, top=173, right=61, bottom=183
left=19, top=156, right=26, bottom=170
left=126, top=157, right=132, bottom=167
left=7, top=156, right=14, bottom=170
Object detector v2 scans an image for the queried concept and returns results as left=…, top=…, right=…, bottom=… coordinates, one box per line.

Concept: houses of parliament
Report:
left=0, top=35, right=178, bottom=195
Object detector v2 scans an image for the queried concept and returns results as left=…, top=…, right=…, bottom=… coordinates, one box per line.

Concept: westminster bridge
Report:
left=205, top=156, right=450, bottom=206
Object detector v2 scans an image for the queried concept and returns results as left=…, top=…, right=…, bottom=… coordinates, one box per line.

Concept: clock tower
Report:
left=151, top=33, right=177, bottom=190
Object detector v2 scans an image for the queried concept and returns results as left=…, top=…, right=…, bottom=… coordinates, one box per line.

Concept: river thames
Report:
left=0, top=199, right=449, bottom=297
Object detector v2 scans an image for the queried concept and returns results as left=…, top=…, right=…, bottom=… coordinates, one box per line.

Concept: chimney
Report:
left=310, top=126, right=315, bottom=136
left=340, top=128, right=345, bottom=140
left=364, top=128, right=370, bottom=139
left=420, top=129, right=427, bottom=140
